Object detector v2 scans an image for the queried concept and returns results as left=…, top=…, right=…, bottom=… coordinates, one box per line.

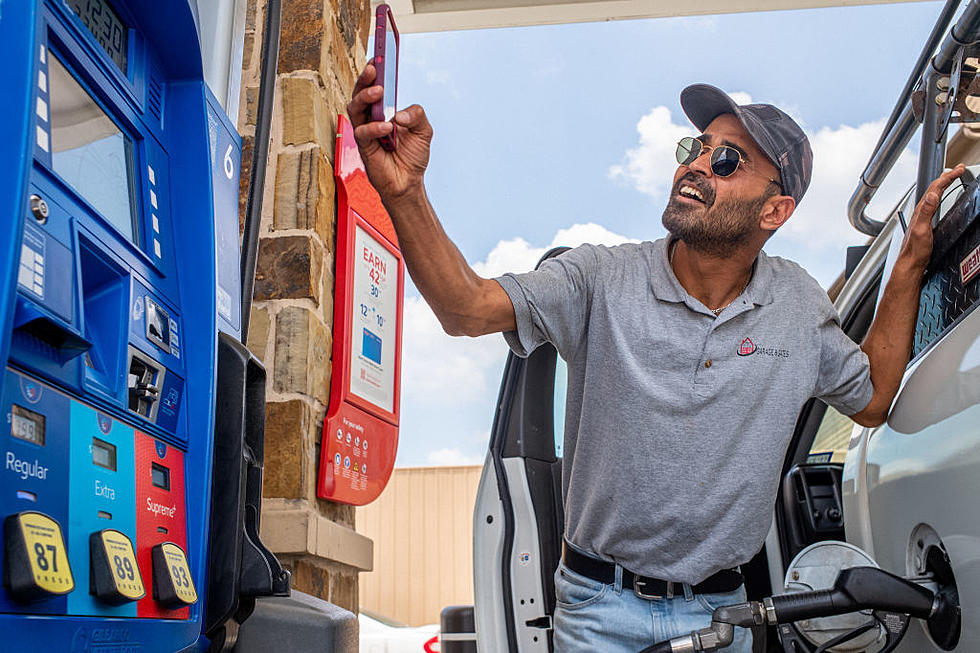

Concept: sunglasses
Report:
left=675, top=136, right=781, bottom=188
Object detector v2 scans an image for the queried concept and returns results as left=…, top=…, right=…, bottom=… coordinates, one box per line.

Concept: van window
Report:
left=807, top=402, right=852, bottom=463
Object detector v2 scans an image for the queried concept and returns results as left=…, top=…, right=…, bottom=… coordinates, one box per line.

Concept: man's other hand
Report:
left=898, top=164, right=966, bottom=270
left=347, top=62, right=432, bottom=203
left=852, top=163, right=969, bottom=428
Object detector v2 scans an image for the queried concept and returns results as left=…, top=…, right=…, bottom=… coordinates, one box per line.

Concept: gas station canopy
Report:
left=379, top=0, right=928, bottom=32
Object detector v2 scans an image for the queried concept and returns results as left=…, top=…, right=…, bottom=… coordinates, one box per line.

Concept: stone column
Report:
left=236, top=0, right=374, bottom=613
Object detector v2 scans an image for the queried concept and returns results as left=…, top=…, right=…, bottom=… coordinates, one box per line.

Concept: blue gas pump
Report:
left=0, top=1, right=324, bottom=650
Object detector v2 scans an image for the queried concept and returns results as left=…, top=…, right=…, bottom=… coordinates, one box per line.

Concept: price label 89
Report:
left=90, top=529, right=145, bottom=602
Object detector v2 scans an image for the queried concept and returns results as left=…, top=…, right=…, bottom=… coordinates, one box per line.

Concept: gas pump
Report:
left=0, top=1, right=337, bottom=650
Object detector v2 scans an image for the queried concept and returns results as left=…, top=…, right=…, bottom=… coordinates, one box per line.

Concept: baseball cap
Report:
left=680, top=84, right=812, bottom=204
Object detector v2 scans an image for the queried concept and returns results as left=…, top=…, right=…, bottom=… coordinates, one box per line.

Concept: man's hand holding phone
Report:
left=346, top=8, right=517, bottom=340
left=347, top=63, right=432, bottom=204
left=348, top=5, right=431, bottom=206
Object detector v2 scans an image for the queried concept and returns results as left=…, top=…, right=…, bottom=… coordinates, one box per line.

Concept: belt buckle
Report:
left=633, top=578, right=668, bottom=600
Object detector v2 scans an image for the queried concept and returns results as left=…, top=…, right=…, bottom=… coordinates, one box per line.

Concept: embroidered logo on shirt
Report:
left=737, top=337, right=791, bottom=358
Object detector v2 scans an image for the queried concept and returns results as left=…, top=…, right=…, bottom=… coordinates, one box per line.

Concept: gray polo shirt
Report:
left=495, top=238, right=872, bottom=584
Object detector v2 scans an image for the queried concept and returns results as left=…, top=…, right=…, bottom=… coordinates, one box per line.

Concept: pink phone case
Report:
left=371, top=4, right=399, bottom=151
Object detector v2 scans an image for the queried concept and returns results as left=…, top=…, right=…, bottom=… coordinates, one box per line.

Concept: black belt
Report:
left=561, top=542, right=743, bottom=598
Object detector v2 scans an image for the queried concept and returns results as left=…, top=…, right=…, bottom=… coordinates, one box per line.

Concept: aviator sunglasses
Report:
left=675, top=136, right=781, bottom=187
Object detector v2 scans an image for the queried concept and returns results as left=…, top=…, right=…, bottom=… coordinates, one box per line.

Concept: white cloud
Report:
left=401, top=223, right=635, bottom=409
left=779, top=119, right=917, bottom=248
left=608, top=91, right=754, bottom=201
left=426, top=447, right=485, bottom=466
left=472, top=222, right=639, bottom=278
left=608, top=106, right=689, bottom=199
left=399, top=223, right=634, bottom=466
left=728, top=91, right=753, bottom=106
left=401, top=294, right=504, bottom=406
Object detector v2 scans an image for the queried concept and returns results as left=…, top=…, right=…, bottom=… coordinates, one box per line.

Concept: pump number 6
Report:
left=223, top=144, right=235, bottom=180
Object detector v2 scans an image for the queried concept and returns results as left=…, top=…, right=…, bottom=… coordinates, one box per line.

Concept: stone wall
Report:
left=237, top=0, right=374, bottom=613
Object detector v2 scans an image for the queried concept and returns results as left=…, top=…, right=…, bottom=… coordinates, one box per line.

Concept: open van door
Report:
left=472, top=248, right=569, bottom=653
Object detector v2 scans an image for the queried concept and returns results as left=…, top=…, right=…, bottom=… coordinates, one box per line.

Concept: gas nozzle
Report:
left=767, top=566, right=935, bottom=623
left=638, top=567, right=950, bottom=653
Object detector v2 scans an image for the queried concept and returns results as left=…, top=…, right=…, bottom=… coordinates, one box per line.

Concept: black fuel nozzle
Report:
left=638, top=567, right=946, bottom=653
left=766, top=566, right=935, bottom=624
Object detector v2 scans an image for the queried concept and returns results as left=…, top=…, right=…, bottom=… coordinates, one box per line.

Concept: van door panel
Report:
left=473, top=249, right=568, bottom=652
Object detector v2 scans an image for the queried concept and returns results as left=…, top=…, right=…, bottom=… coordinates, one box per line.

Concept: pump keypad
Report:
left=89, top=529, right=144, bottom=603
left=3, top=511, right=74, bottom=600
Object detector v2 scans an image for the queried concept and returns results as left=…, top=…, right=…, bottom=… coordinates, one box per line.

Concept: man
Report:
left=347, top=68, right=963, bottom=651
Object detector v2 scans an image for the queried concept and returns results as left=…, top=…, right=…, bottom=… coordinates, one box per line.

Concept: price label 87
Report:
left=3, top=511, right=74, bottom=598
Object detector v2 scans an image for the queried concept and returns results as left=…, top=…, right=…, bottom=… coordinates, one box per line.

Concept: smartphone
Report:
left=371, top=4, right=399, bottom=151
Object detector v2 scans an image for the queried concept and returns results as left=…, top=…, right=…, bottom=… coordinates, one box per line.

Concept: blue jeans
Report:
left=553, top=561, right=753, bottom=653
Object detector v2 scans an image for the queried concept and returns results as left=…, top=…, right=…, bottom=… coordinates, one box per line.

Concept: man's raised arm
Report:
left=849, top=164, right=966, bottom=427
left=347, top=63, right=515, bottom=337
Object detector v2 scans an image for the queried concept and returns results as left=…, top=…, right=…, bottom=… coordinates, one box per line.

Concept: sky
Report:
left=388, top=1, right=945, bottom=467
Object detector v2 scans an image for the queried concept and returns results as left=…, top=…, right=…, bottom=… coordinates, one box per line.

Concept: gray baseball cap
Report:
left=680, top=84, right=812, bottom=204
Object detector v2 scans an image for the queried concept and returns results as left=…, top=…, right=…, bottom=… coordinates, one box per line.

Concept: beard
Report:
left=661, top=175, right=769, bottom=258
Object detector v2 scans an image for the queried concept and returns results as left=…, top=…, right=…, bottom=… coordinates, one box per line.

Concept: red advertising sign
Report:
left=317, top=115, right=404, bottom=505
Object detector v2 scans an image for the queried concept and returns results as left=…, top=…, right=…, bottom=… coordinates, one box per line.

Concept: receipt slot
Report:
left=318, top=115, right=404, bottom=506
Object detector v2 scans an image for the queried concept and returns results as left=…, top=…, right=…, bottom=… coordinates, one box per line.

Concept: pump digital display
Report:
left=151, top=463, right=170, bottom=491
left=66, top=0, right=129, bottom=73
left=11, top=405, right=45, bottom=446
left=48, top=53, right=139, bottom=246
left=92, top=437, right=117, bottom=471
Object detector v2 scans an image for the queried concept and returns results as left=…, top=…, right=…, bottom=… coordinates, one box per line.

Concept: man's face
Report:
left=662, top=114, right=781, bottom=256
